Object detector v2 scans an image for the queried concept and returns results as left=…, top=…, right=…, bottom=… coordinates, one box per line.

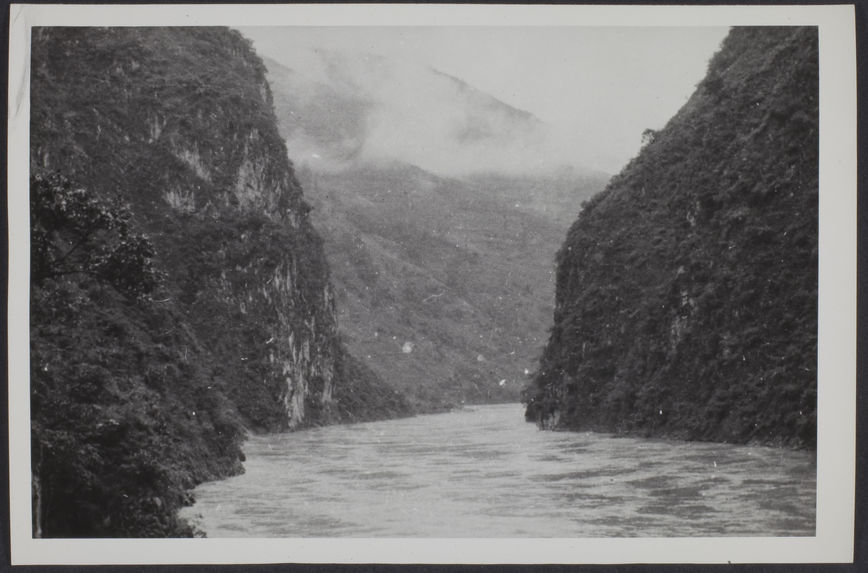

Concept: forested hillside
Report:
left=524, top=27, right=818, bottom=447
left=296, top=165, right=573, bottom=409
left=29, top=27, right=408, bottom=537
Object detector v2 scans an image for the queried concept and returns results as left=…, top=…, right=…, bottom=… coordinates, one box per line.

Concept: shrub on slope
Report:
left=30, top=172, right=246, bottom=537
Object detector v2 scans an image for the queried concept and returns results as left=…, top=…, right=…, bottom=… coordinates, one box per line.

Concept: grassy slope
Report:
left=524, top=27, right=818, bottom=448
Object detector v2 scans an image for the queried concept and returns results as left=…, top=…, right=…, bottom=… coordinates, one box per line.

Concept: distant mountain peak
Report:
left=262, top=44, right=587, bottom=177
left=427, top=67, right=543, bottom=127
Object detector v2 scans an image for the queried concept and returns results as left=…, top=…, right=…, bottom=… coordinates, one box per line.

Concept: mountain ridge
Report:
left=260, top=50, right=574, bottom=176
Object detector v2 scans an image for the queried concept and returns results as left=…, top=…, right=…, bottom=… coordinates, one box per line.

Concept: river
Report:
left=180, top=403, right=815, bottom=537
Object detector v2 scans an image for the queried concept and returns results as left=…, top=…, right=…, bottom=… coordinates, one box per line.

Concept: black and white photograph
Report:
left=6, top=3, right=857, bottom=566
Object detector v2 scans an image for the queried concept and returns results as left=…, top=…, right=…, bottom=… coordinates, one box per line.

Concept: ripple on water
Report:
left=561, top=491, right=625, bottom=508
left=355, top=470, right=406, bottom=480
left=539, top=469, right=623, bottom=482
left=637, top=503, right=718, bottom=519
left=560, top=443, right=592, bottom=454
left=533, top=454, right=566, bottom=463
left=627, top=475, right=674, bottom=489
left=654, top=485, right=707, bottom=500
left=695, top=475, right=732, bottom=487
left=742, top=477, right=789, bottom=486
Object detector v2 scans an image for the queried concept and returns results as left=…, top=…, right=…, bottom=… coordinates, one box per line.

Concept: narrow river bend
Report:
left=180, top=403, right=816, bottom=537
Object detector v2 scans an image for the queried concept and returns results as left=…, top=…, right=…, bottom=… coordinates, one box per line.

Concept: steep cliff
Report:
left=524, top=27, right=818, bottom=447
left=29, top=27, right=408, bottom=537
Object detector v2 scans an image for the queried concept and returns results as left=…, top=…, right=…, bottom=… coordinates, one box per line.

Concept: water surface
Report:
left=181, top=403, right=815, bottom=537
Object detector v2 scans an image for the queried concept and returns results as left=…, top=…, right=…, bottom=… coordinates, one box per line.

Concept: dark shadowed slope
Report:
left=524, top=27, right=818, bottom=448
left=29, top=27, right=409, bottom=537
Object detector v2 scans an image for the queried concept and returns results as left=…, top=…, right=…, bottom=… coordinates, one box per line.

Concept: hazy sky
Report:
left=239, top=26, right=730, bottom=174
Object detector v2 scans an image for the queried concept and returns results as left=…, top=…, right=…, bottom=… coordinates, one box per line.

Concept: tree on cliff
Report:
left=31, top=171, right=161, bottom=298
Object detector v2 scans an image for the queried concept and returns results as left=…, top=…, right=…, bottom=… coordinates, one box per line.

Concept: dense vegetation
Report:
left=30, top=27, right=408, bottom=537
left=524, top=27, right=818, bottom=448
left=30, top=172, right=245, bottom=537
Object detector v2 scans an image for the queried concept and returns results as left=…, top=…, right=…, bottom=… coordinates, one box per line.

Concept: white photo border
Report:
left=7, top=3, right=857, bottom=565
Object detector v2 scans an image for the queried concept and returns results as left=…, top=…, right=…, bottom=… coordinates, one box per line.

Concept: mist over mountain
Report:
left=263, top=50, right=599, bottom=177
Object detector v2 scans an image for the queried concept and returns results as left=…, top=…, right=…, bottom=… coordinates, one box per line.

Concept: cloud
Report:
left=247, top=27, right=728, bottom=177
left=267, top=45, right=608, bottom=177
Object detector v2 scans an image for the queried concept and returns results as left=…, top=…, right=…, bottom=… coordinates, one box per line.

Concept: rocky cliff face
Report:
left=29, top=27, right=408, bottom=537
left=30, top=27, right=394, bottom=430
left=524, top=27, right=818, bottom=447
